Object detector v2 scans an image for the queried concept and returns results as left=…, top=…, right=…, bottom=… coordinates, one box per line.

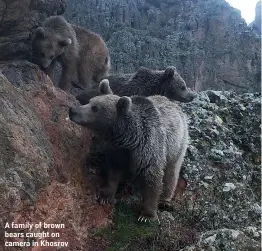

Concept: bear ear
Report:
left=164, top=66, right=177, bottom=79
left=116, top=96, right=132, bottom=115
left=59, top=38, right=72, bottom=47
left=34, top=27, right=45, bottom=38
left=99, top=79, right=113, bottom=95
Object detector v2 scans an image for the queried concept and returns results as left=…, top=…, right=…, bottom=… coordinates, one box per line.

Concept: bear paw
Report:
left=138, top=210, right=160, bottom=224
left=97, top=186, right=116, bottom=205
left=98, top=196, right=115, bottom=205
left=138, top=215, right=160, bottom=225
left=158, top=200, right=173, bottom=210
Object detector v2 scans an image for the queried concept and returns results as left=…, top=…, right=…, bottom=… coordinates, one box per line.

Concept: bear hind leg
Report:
left=159, top=153, right=185, bottom=208
left=99, top=167, right=122, bottom=205
left=59, top=61, right=76, bottom=91
left=92, top=66, right=109, bottom=83
left=77, top=63, right=95, bottom=90
left=45, top=60, right=56, bottom=82
left=139, top=168, right=163, bottom=222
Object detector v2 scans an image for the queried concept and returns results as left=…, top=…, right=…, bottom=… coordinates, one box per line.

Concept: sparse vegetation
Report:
left=92, top=198, right=199, bottom=251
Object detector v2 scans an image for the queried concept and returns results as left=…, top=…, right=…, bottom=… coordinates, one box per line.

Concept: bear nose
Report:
left=185, top=92, right=197, bottom=102
left=191, top=92, right=197, bottom=99
left=69, top=107, right=77, bottom=119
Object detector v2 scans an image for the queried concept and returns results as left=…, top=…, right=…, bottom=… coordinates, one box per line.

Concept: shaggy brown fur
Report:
left=69, top=80, right=189, bottom=222
left=30, top=15, right=110, bottom=91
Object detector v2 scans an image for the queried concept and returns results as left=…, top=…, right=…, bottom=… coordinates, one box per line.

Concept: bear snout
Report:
left=189, top=92, right=197, bottom=100
left=182, top=91, right=197, bottom=102
left=40, top=65, right=48, bottom=71
left=69, top=107, right=78, bottom=121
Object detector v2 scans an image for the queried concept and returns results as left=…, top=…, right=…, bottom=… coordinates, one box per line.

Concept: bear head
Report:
left=30, top=27, right=72, bottom=70
left=162, top=66, right=196, bottom=102
left=69, top=79, right=131, bottom=132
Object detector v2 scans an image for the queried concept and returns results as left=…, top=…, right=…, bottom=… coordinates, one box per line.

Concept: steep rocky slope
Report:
left=0, top=61, right=111, bottom=251
left=65, top=0, right=261, bottom=93
left=0, top=1, right=112, bottom=250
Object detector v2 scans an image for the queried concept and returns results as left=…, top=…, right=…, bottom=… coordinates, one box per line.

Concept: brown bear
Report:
left=30, top=15, right=110, bottom=91
left=76, top=66, right=196, bottom=104
left=69, top=79, right=189, bottom=222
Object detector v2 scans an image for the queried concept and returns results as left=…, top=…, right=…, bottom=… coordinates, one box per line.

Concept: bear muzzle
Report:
left=187, top=92, right=197, bottom=102
left=178, top=92, right=197, bottom=103
left=69, top=106, right=92, bottom=127
left=69, top=107, right=79, bottom=122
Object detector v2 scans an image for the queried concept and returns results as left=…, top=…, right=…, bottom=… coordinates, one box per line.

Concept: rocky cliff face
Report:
left=179, top=91, right=261, bottom=250
left=251, top=1, right=261, bottom=36
left=65, top=0, right=260, bottom=93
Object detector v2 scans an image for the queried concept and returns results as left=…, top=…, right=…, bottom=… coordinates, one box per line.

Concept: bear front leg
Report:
left=159, top=152, right=185, bottom=209
left=139, top=168, right=163, bottom=223
left=77, top=64, right=95, bottom=90
left=59, top=63, right=75, bottom=91
left=45, top=60, right=56, bottom=82
left=99, top=168, right=122, bottom=205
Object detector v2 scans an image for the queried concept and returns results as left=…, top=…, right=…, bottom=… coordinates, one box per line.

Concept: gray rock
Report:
left=180, top=228, right=261, bottom=251
left=177, top=91, right=261, bottom=249
left=250, top=1, right=261, bottom=36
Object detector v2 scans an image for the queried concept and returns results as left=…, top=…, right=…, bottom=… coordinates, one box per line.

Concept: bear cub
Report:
left=76, top=66, right=196, bottom=104
left=30, top=15, right=110, bottom=91
left=69, top=79, right=189, bottom=222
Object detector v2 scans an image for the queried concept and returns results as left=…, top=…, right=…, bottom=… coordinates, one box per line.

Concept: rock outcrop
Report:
left=179, top=90, right=261, bottom=248
left=251, top=1, right=261, bottom=36
left=65, top=0, right=260, bottom=93
left=0, top=61, right=111, bottom=251
left=0, top=1, right=113, bottom=249
left=181, top=228, right=261, bottom=251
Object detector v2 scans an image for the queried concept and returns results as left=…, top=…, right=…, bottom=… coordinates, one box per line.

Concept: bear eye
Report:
left=40, top=52, right=45, bottom=57
left=181, top=86, right=186, bottom=91
left=91, top=106, right=98, bottom=113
